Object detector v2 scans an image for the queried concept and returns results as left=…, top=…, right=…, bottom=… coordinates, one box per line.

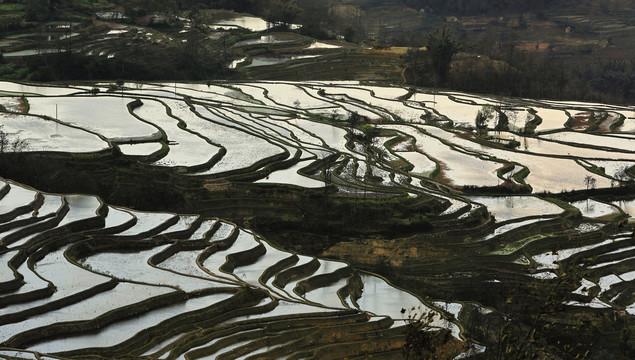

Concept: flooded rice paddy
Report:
left=0, top=80, right=633, bottom=359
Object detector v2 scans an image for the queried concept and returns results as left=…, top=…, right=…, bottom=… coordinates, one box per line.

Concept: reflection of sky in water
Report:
left=421, top=124, right=613, bottom=192
left=59, top=195, right=100, bottom=226
left=256, top=159, right=325, bottom=188
left=135, top=100, right=220, bottom=168
left=540, top=131, right=634, bottom=152
left=533, top=236, right=629, bottom=270
left=203, top=231, right=259, bottom=273
left=229, top=57, right=246, bottom=69
left=294, top=118, right=362, bottom=159
left=103, top=206, right=134, bottom=229
left=570, top=199, right=620, bottom=218
left=232, top=242, right=290, bottom=285
left=466, top=196, right=563, bottom=222
left=233, top=35, right=290, bottom=47
left=3, top=49, right=66, bottom=57
left=30, top=292, right=229, bottom=353
left=0, top=251, right=18, bottom=283
left=357, top=273, right=425, bottom=319
left=357, top=273, right=462, bottom=339
left=530, top=107, right=569, bottom=131
left=115, top=210, right=175, bottom=236
left=189, top=106, right=284, bottom=175
left=0, top=183, right=37, bottom=214
left=0, top=113, right=109, bottom=153
left=397, top=151, right=437, bottom=176
left=412, top=92, right=481, bottom=124
left=304, top=277, right=351, bottom=308
left=83, top=245, right=217, bottom=292
left=118, top=142, right=162, bottom=156
left=1, top=258, right=162, bottom=344
left=212, top=16, right=271, bottom=32
left=28, top=96, right=160, bottom=141
left=211, top=16, right=300, bottom=31
left=385, top=124, right=502, bottom=187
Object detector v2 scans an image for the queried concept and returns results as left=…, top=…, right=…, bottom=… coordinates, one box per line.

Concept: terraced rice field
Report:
left=1, top=80, right=631, bottom=190
left=0, top=178, right=465, bottom=359
left=0, top=80, right=633, bottom=358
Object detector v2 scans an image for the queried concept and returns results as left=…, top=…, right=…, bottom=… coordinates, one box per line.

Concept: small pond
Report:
left=245, top=55, right=319, bottom=67
left=233, top=35, right=291, bottom=47
left=118, top=142, right=163, bottom=156
left=255, top=159, right=325, bottom=188
left=210, top=16, right=271, bottom=32
left=570, top=199, right=620, bottom=218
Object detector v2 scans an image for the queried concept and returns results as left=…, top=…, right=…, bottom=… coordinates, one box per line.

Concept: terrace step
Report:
left=1, top=199, right=70, bottom=248
left=208, top=221, right=236, bottom=242
left=0, top=184, right=43, bottom=224
left=0, top=289, right=188, bottom=350
left=279, top=317, right=399, bottom=359
left=110, top=209, right=179, bottom=239
left=184, top=218, right=218, bottom=240
left=93, top=206, right=137, bottom=235
left=220, top=243, right=267, bottom=273
left=272, top=257, right=321, bottom=289
left=182, top=311, right=384, bottom=360
left=0, top=194, right=63, bottom=234
left=0, top=278, right=118, bottom=327
left=156, top=215, right=202, bottom=239
left=260, top=254, right=299, bottom=285
left=294, top=266, right=354, bottom=296
left=0, top=177, right=465, bottom=357
left=0, top=181, right=10, bottom=200
left=0, top=254, right=54, bottom=308
left=202, top=230, right=257, bottom=273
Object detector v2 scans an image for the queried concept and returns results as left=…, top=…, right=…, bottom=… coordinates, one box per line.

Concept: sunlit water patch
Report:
left=233, top=35, right=291, bottom=47
left=210, top=16, right=272, bottom=32
left=118, top=142, right=163, bottom=156
left=255, top=159, right=325, bottom=188
left=466, top=196, right=563, bottom=222
left=28, top=96, right=161, bottom=142
left=0, top=113, right=109, bottom=153
left=246, top=55, right=319, bottom=67
left=570, top=199, right=620, bottom=218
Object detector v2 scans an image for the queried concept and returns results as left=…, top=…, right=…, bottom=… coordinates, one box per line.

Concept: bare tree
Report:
left=583, top=175, right=597, bottom=190
left=425, top=25, right=462, bottom=85
left=0, top=125, right=29, bottom=154
left=11, top=137, right=29, bottom=153
left=0, top=126, right=8, bottom=153
left=614, top=165, right=632, bottom=186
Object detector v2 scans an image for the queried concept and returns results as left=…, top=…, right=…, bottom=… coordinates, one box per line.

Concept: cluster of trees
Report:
left=107, top=0, right=299, bottom=23
left=173, top=0, right=256, bottom=12
left=20, top=0, right=83, bottom=21
left=402, top=24, right=635, bottom=104
left=403, top=25, right=462, bottom=87
left=6, top=0, right=260, bottom=23
left=399, top=0, right=555, bottom=15
left=450, top=52, right=635, bottom=104
left=21, top=34, right=226, bottom=82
